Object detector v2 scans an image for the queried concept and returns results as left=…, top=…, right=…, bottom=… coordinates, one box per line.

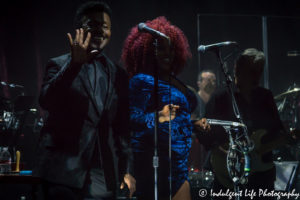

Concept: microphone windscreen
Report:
left=138, top=23, right=146, bottom=31
left=198, top=45, right=206, bottom=52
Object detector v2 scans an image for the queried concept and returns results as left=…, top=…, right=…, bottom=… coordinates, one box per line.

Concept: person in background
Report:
left=189, top=70, right=217, bottom=171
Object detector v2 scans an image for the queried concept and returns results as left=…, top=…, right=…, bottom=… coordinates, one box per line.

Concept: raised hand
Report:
left=67, top=28, right=94, bottom=65
left=159, top=104, right=180, bottom=123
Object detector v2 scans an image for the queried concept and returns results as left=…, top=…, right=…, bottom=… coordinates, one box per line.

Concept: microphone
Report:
left=138, top=23, right=170, bottom=41
left=198, top=41, right=237, bottom=53
left=206, top=118, right=246, bottom=127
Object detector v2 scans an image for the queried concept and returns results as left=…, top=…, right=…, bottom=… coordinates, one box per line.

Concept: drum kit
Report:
left=189, top=168, right=214, bottom=200
left=275, top=83, right=300, bottom=131
left=0, top=81, right=42, bottom=147
left=275, top=83, right=300, bottom=162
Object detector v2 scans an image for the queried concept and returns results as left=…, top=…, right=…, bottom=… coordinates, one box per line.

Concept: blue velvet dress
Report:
left=129, top=73, right=197, bottom=198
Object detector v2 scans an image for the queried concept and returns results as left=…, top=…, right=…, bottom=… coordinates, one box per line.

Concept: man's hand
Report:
left=67, top=28, right=95, bottom=65
left=120, top=173, right=136, bottom=198
left=159, top=104, right=180, bottom=123
left=194, top=118, right=211, bottom=132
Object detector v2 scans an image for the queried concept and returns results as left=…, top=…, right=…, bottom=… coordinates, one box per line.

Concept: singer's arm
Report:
left=129, top=75, right=179, bottom=132
left=39, top=56, right=82, bottom=111
left=40, top=29, right=92, bottom=111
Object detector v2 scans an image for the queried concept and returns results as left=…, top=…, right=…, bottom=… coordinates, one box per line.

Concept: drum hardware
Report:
left=0, top=81, right=25, bottom=132
left=189, top=169, right=214, bottom=200
left=276, top=84, right=299, bottom=128
left=0, top=111, right=18, bottom=131
left=189, top=169, right=214, bottom=188
left=275, top=87, right=300, bottom=100
left=0, top=81, right=24, bottom=89
left=1, top=80, right=38, bottom=160
left=0, top=95, right=35, bottom=133
left=287, top=51, right=300, bottom=57
left=276, top=83, right=300, bottom=162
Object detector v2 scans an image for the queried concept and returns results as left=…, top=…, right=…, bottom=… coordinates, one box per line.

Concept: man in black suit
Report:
left=33, top=2, right=135, bottom=200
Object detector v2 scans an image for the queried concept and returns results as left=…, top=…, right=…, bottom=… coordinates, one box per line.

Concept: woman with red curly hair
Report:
left=122, top=16, right=209, bottom=200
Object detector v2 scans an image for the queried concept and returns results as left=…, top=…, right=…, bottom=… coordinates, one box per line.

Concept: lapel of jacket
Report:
left=100, top=54, right=114, bottom=110
left=78, top=62, right=102, bottom=117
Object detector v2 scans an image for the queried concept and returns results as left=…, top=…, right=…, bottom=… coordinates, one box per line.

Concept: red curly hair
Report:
left=121, top=16, right=191, bottom=77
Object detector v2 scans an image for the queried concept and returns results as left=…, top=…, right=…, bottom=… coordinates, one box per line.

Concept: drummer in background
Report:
left=188, top=70, right=216, bottom=171
left=192, top=70, right=217, bottom=119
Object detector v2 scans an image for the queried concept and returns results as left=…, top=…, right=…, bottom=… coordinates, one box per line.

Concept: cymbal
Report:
left=275, top=87, right=300, bottom=100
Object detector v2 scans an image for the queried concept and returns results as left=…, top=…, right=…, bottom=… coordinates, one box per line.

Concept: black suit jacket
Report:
left=33, top=53, right=132, bottom=191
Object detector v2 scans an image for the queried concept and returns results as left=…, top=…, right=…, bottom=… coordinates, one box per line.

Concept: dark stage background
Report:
left=0, top=0, right=300, bottom=199
left=1, top=0, right=300, bottom=102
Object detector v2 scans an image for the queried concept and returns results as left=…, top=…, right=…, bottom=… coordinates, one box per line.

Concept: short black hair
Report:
left=74, top=1, right=112, bottom=28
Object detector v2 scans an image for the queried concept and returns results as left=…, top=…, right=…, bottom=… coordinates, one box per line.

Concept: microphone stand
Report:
left=153, top=38, right=159, bottom=200
left=214, top=48, right=251, bottom=145
left=168, top=74, right=173, bottom=200
left=153, top=37, right=173, bottom=200
left=213, top=48, right=253, bottom=200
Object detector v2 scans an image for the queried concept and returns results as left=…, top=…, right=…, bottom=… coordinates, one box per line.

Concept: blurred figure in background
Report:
left=189, top=70, right=216, bottom=171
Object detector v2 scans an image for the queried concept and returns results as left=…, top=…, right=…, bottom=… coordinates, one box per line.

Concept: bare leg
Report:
left=172, top=180, right=191, bottom=200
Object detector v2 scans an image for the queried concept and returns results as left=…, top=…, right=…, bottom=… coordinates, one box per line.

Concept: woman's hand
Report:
left=120, top=173, right=136, bottom=198
left=193, top=118, right=211, bottom=132
left=159, top=104, right=180, bottom=123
